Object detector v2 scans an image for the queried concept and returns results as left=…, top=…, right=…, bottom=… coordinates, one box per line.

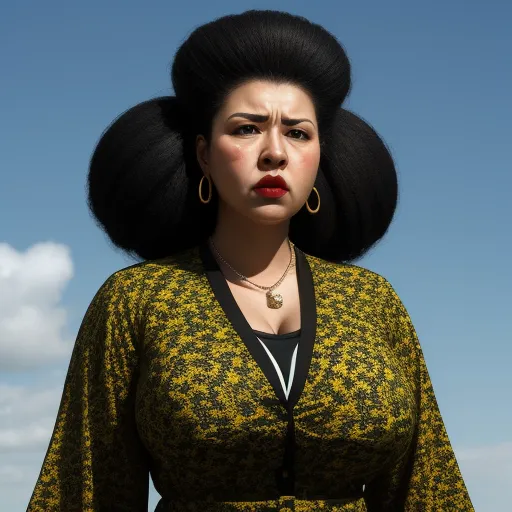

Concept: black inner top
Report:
left=254, top=329, right=301, bottom=387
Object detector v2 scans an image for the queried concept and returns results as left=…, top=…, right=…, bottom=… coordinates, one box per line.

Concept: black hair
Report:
left=87, top=10, right=398, bottom=262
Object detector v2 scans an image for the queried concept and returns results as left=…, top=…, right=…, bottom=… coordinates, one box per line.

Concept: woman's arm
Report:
left=364, top=280, right=474, bottom=511
left=27, top=272, right=150, bottom=512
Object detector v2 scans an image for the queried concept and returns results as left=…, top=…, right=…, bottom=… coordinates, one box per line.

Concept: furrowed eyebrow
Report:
left=227, top=112, right=315, bottom=127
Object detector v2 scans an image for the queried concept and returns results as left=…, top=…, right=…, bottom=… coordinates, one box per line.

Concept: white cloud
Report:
left=0, top=465, right=25, bottom=484
left=457, top=442, right=512, bottom=463
left=0, top=381, right=63, bottom=510
left=0, top=241, right=74, bottom=509
left=0, top=242, right=74, bottom=370
left=456, top=442, right=512, bottom=510
left=0, top=384, right=61, bottom=453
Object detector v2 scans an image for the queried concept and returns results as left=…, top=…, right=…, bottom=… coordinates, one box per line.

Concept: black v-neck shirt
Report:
left=254, top=329, right=301, bottom=393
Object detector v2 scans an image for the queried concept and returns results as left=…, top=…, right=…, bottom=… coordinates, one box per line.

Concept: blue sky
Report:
left=1, top=1, right=510, bottom=510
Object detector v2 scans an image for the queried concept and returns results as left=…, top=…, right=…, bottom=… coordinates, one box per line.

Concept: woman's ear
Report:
left=196, top=134, right=209, bottom=174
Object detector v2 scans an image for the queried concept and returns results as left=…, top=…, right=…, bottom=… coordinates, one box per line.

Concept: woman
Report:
left=27, top=10, right=473, bottom=512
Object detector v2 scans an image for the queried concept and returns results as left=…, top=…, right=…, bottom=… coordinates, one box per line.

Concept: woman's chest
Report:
left=226, top=273, right=301, bottom=334
left=136, top=297, right=416, bottom=454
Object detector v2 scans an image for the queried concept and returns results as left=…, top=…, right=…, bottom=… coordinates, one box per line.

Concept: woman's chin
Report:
left=218, top=199, right=302, bottom=227
left=245, top=204, right=297, bottom=226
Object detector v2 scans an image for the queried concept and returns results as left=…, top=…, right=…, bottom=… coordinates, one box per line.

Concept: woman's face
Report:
left=196, top=80, right=321, bottom=226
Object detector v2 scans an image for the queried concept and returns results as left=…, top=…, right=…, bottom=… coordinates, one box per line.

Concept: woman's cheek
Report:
left=299, top=149, right=321, bottom=185
left=213, top=142, right=251, bottom=189
left=226, top=145, right=258, bottom=184
left=217, top=137, right=245, bottom=163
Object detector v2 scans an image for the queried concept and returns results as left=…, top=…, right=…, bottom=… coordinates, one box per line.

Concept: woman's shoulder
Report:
left=304, top=252, right=404, bottom=330
left=303, top=250, right=391, bottom=292
left=97, top=246, right=203, bottom=299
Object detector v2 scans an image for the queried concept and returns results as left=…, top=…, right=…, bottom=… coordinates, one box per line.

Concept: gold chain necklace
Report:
left=209, top=238, right=295, bottom=309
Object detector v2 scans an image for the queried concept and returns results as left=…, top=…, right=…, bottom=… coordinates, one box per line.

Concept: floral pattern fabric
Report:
left=27, top=246, right=473, bottom=511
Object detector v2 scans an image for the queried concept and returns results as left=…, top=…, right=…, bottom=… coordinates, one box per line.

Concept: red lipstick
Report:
left=253, top=175, right=289, bottom=198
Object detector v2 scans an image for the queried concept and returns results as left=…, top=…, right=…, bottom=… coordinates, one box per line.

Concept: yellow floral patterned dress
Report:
left=27, top=244, right=474, bottom=511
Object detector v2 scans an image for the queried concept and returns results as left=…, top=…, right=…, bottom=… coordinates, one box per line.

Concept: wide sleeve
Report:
left=364, top=280, right=474, bottom=511
left=27, top=272, right=150, bottom=512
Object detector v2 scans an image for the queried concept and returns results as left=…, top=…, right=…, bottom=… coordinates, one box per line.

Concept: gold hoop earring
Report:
left=199, top=175, right=212, bottom=204
left=306, top=186, right=320, bottom=214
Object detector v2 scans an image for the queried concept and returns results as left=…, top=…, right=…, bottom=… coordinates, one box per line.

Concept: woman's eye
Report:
left=233, top=125, right=259, bottom=135
left=232, top=125, right=310, bottom=140
left=288, top=129, right=310, bottom=140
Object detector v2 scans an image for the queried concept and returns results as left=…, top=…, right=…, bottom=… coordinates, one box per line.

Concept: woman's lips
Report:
left=254, top=187, right=288, bottom=198
left=253, top=175, right=289, bottom=198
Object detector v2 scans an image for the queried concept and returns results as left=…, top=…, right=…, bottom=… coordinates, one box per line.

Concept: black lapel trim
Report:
left=287, top=247, right=316, bottom=408
left=199, top=242, right=317, bottom=409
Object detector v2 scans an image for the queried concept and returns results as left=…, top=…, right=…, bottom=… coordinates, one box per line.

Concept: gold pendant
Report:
left=266, top=290, right=283, bottom=309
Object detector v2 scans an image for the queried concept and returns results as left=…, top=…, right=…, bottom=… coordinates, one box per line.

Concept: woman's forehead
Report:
left=220, top=80, right=316, bottom=116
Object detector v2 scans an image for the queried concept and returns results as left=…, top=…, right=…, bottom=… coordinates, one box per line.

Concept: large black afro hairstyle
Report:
left=87, top=10, right=398, bottom=262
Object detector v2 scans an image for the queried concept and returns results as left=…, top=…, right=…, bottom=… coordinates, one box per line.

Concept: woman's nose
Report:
left=259, top=132, right=288, bottom=170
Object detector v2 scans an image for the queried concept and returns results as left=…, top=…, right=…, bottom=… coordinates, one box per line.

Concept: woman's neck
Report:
left=210, top=209, right=292, bottom=284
